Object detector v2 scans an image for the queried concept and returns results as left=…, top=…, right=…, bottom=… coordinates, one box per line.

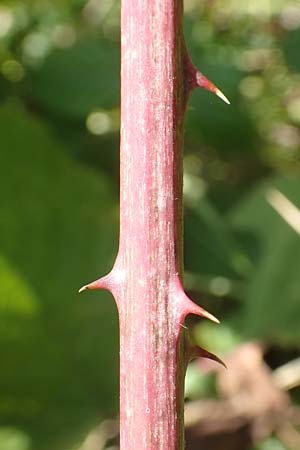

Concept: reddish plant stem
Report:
left=117, top=3, right=187, bottom=447
left=80, top=1, right=228, bottom=449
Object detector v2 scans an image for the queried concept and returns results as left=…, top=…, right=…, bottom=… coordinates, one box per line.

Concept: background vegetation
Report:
left=0, top=1, right=300, bottom=449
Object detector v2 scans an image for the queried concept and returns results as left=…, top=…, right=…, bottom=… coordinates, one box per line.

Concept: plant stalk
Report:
left=117, top=3, right=187, bottom=447
left=80, top=1, right=228, bottom=448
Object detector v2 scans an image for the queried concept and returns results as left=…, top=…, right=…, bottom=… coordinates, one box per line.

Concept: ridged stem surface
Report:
left=80, top=1, right=228, bottom=448
left=116, top=2, right=186, bottom=449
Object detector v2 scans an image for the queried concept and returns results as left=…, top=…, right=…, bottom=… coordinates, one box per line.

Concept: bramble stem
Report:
left=80, top=1, right=228, bottom=448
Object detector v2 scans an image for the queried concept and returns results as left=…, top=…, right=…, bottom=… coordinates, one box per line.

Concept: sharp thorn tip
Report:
left=78, top=285, right=87, bottom=293
left=183, top=295, right=220, bottom=324
left=191, top=346, right=227, bottom=368
left=216, top=88, right=230, bottom=105
left=201, top=309, right=220, bottom=324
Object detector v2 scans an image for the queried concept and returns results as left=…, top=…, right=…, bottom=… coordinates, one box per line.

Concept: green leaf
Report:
left=229, top=176, right=300, bottom=344
left=185, top=60, right=260, bottom=154
left=27, top=37, right=120, bottom=119
left=254, top=437, right=288, bottom=450
left=0, top=104, right=118, bottom=449
left=0, top=255, right=39, bottom=318
left=0, top=427, right=31, bottom=450
left=185, top=197, right=251, bottom=280
left=282, top=30, right=300, bottom=73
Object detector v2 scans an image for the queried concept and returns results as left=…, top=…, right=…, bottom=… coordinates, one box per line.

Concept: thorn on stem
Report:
left=194, top=71, right=230, bottom=105
left=190, top=346, right=227, bottom=369
left=78, top=274, right=112, bottom=294
left=78, top=285, right=88, bottom=293
left=186, top=299, right=220, bottom=324
left=173, top=277, right=220, bottom=324
left=184, top=53, right=230, bottom=105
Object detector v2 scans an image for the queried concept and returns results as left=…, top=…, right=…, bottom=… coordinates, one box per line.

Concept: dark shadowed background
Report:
left=1, top=1, right=300, bottom=449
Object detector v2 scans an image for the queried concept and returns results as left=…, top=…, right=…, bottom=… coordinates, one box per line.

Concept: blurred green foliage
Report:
left=0, top=0, right=300, bottom=449
left=0, top=104, right=119, bottom=450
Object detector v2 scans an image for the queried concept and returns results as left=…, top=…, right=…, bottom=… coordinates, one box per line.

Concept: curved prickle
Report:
left=189, top=345, right=227, bottom=368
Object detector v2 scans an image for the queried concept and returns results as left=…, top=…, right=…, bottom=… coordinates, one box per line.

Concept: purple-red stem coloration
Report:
left=80, top=1, right=228, bottom=449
